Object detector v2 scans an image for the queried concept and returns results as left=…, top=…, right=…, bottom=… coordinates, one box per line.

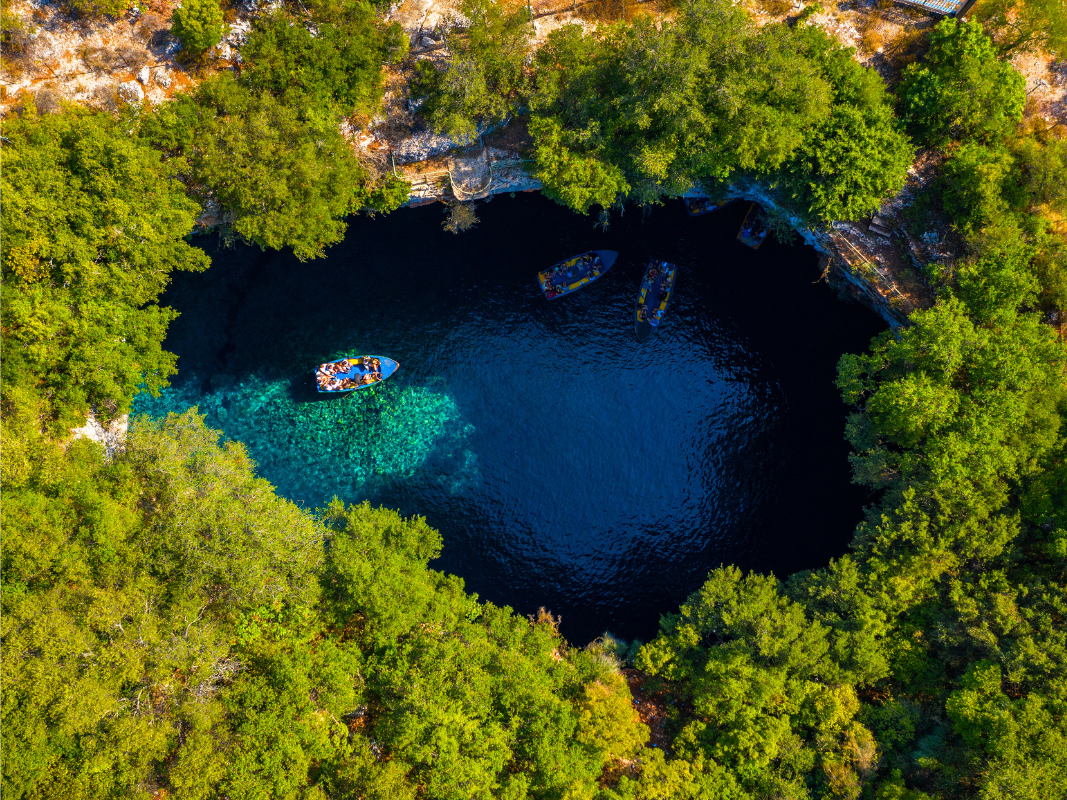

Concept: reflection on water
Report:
left=136, top=193, right=885, bottom=644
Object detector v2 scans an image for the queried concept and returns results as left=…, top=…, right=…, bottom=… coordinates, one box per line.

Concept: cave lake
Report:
left=134, top=192, right=886, bottom=644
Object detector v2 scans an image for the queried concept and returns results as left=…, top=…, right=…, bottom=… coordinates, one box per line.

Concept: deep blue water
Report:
left=136, top=193, right=885, bottom=644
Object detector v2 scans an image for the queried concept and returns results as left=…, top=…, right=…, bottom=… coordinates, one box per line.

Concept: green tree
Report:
left=529, top=115, right=631, bottom=214
left=0, top=108, right=208, bottom=486
left=171, top=0, right=227, bottom=57
left=781, top=103, right=912, bottom=223
left=414, top=0, right=533, bottom=140
left=635, top=567, right=876, bottom=798
left=527, top=0, right=907, bottom=220
left=972, top=0, right=1067, bottom=58
left=240, top=6, right=406, bottom=128
left=576, top=672, right=649, bottom=763
left=941, top=141, right=1018, bottom=233
left=142, top=74, right=384, bottom=260
left=898, top=18, right=1025, bottom=147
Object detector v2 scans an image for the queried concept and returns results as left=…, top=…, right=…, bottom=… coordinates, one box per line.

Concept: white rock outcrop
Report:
left=118, top=80, right=144, bottom=104
left=70, top=411, right=129, bottom=460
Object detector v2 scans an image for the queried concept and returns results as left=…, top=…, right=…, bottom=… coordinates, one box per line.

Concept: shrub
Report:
left=898, top=18, right=1025, bottom=148
left=171, top=0, right=227, bottom=57
left=61, top=0, right=130, bottom=19
left=240, top=7, right=405, bottom=126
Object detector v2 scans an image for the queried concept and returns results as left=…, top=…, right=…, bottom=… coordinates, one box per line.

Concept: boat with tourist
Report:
left=538, top=250, right=619, bottom=299
left=316, top=356, right=399, bottom=393
left=634, top=260, right=677, bottom=343
left=737, top=202, right=769, bottom=249
left=685, top=197, right=731, bottom=216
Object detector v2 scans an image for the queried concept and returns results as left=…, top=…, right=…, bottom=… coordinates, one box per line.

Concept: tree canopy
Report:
left=0, top=108, right=208, bottom=485
left=898, top=18, right=1025, bottom=148
left=4, top=3, right=1067, bottom=800
left=524, top=1, right=910, bottom=221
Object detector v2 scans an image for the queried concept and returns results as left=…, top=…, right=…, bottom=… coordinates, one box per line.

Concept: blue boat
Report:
left=538, top=250, right=618, bottom=299
left=316, top=355, right=399, bottom=393
left=684, top=197, right=731, bottom=217
left=737, top=202, right=769, bottom=249
left=634, top=260, right=677, bottom=343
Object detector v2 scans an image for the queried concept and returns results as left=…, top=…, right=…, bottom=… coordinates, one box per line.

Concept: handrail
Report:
left=831, top=230, right=910, bottom=304
left=448, top=147, right=493, bottom=201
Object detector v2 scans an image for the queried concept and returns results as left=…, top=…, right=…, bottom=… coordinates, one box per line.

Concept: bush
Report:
left=898, top=18, right=1025, bottom=148
left=171, top=0, right=227, bottom=57
left=413, top=0, right=533, bottom=140
left=0, top=109, right=208, bottom=482
left=61, top=0, right=130, bottom=18
left=240, top=7, right=406, bottom=127
left=142, top=74, right=374, bottom=260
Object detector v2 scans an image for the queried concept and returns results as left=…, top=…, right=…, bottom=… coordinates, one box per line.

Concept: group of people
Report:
left=637, top=266, right=673, bottom=326
left=543, top=254, right=601, bottom=298
left=316, top=357, right=383, bottom=392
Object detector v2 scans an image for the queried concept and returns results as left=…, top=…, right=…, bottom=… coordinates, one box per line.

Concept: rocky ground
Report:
left=4, top=0, right=1064, bottom=324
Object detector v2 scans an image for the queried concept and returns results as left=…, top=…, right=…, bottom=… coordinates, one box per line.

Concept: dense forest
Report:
left=3, top=0, right=1067, bottom=797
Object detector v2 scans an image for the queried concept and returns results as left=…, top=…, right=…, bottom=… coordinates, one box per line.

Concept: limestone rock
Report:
left=137, top=65, right=150, bottom=84
left=118, top=80, right=144, bottom=104
left=154, top=67, right=172, bottom=88
left=70, top=411, right=129, bottom=460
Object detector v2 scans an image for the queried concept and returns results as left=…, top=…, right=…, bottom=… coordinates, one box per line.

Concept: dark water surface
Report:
left=137, top=194, right=885, bottom=644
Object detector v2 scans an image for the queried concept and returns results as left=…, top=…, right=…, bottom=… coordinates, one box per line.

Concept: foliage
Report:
left=443, top=201, right=481, bottom=233
left=171, top=0, right=227, bottom=57
left=971, top=0, right=1067, bottom=58
left=636, top=567, right=878, bottom=798
left=898, top=18, right=1025, bottom=148
left=142, top=74, right=388, bottom=260
left=526, top=0, right=909, bottom=221
left=60, top=0, right=129, bottom=20
left=413, top=0, right=533, bottom=140
left=529, top=115, right=631, bottom=214
left=5, top=7, right=1067, bottom=800
left=2, top=412, right=636, bottom=799
left=0, top=108, right=208, bottom=486
left=240, top=6, right=406, bottom=128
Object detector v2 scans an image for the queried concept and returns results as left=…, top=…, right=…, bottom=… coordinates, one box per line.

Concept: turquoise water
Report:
left=136, top=376, right=480, bottom=501
left=136, top=194, right=885, bottom=643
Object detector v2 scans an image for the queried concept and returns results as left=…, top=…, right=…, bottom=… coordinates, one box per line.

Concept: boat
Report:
left=634, top=260, right=677, bottom=343
left=538, top=250, right=619, bottom=299
left=737, top=202, right=769, bottom=249
left=315, top=355, right=399, bottom=393
left=684, top=197, right=731, bottom=217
